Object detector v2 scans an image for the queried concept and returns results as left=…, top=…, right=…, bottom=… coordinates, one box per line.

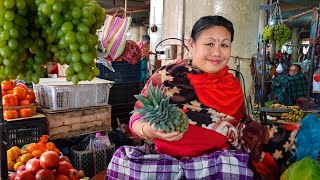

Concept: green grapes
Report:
left=262, top=23, right=291, bottom=48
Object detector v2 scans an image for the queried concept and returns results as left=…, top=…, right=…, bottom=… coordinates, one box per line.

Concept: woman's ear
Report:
left=188, top=39, right=194, bottom=51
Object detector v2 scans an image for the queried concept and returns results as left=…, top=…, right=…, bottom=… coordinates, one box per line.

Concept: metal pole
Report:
left=0, top=87, right=8, bottom=179
left=306, top=11, right=319, bottom=110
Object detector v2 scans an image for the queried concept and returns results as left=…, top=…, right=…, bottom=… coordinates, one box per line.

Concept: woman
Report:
left=288, top=64, right=301, bottom=76
left=106, top=15, right=268, bottom=179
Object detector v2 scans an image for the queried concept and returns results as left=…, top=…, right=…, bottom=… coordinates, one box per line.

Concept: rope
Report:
left=230, top=55, right=252, bottom=61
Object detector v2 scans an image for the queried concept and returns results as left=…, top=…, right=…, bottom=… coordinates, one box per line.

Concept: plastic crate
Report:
left=4, top=118, right=48, bottom=148
left=33, top=78, right=113, bottom=111
left=90, top=83, right=112, bottom=106
left=108, top=82, right=141, bottom=106
left=47, top=86, right=74, bottom=110
left=111, top=103, right=135, bottom=124
left=97, top=61, right=141, bottom=83
left=71, top=135, right=115, bottom=178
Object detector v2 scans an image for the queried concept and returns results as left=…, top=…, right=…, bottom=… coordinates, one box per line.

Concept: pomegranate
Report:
left=14, top=170, right=35, bottom=180
left=8, top=173, right=16, bottom=180
left=68, top=169, right=79, bottom=180
left=26, top=158, right=41, bottom=175
left=56, top=161, right=73, bottom=175
left=55, top=174, right=69, bottom=180
left=39, top=151, right=60, bottom=170
left=59, top=156, right=70, bottom=163
left=35, top=169, right=55, bottom=180
left=16, top=165, right=26, bottom=174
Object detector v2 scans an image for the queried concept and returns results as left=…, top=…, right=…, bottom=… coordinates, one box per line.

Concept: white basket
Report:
left=90, top=83, right=113, bottom=106
left=33, top=78, right=114, bottom=111
left=47, top=86, right=74, bottom=110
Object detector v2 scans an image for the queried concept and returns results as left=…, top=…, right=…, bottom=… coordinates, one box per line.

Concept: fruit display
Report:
left=1, top=80, right=36, bottom=119
left=262, top=23, right=291, bottom=48
left=7, top=135, right=87, bottom=179
left=269, top=103, right=304, bottom=123
left=0, top=0, right=106, bottom=84
left=131, top=83, right=189, bottom=133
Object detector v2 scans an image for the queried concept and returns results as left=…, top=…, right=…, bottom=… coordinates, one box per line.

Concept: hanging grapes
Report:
left=0, top=0, right=106, bottom=85
left=262, top=23, right=291, bottom=48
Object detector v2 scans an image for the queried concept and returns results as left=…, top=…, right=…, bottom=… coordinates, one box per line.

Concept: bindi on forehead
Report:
left=208, top=37, right=230, bottom=43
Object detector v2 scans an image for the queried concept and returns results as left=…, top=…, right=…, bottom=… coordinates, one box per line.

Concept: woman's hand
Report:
left=132, top=120, right=185, bottom=142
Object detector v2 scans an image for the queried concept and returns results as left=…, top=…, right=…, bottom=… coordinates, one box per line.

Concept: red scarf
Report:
left=187, top=66, right=244, bottom=121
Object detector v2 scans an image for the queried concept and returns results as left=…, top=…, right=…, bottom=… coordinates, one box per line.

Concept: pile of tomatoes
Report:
left=9, top=151, right=85, bottom=180
left=1, top=80, right=36, bottom=119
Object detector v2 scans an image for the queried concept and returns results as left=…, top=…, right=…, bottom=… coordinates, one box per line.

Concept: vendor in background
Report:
left=289, top=64, right=302, bottom=76
left=137, top=35, right=156, bottom=82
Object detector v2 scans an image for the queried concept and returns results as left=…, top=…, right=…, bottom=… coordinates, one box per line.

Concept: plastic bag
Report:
left=280, top=157, right=320, bottom=180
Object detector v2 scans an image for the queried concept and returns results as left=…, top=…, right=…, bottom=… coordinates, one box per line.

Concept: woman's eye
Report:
left=221, top=44, right=229, bottom=47
left=206, top=43, right=214, bottom=46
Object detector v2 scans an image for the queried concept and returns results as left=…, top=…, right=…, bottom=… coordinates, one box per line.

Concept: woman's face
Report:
left=289, top=66, right=299, bottom=76
left=188, top=26, right=232, bottom=73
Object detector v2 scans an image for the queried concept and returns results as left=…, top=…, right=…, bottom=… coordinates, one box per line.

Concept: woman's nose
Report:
left=210, top=46, right=221, bottom=57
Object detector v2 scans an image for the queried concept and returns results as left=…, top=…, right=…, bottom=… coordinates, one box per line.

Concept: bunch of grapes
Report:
left=262, top=23, right=291, bottom=48
left=0, top=0, right=106, bottom=85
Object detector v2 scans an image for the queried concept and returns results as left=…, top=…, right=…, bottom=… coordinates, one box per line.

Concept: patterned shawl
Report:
left=135, top=60, right=269, bottom=160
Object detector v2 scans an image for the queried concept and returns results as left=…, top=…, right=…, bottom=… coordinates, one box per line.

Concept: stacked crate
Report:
left=97, top=61, right=144, bottom=124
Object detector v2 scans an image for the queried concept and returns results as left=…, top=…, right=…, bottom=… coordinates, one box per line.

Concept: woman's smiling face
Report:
left=189, top=26, right=232, bottom=73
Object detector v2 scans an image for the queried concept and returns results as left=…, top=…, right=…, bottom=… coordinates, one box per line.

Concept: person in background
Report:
left=137, top=35, right=156, bottom=82
left=107, top=15, right=273, bottom=179
left=289, top=64, right=302, bottom=76
left=275, top=50, right=282, bottom=60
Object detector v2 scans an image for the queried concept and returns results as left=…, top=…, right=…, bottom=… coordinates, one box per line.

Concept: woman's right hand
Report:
left=144, top=124, right=185, bottom=141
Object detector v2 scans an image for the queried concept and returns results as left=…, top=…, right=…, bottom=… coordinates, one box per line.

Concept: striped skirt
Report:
left=106, top=144, right=253, bottom=180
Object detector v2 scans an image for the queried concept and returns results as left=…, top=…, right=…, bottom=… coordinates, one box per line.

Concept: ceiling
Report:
left=97, top=0, right=320, bottom=38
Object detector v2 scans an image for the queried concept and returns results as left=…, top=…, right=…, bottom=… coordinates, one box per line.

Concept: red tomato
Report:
left=26, top=158, right=41, bottom=175
left=56, top=161, right=73, bottom=175
left=35, top=169, right=55, bottom=180
left=19, top=100, right=31, bottom=106
left=16, top=83, right=29, bottom=92
left=39, top=151, right=60, bottom=170
left=14, top=170, right=35, bottom=180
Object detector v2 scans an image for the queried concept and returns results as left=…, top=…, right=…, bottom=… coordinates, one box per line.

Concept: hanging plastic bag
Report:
left=100, top=8, right=132, bottom=61
left=276, top=63, right=284, bottom=73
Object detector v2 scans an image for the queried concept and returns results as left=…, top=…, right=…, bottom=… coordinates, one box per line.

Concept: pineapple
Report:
left=131, top=83, right=189, bottom=133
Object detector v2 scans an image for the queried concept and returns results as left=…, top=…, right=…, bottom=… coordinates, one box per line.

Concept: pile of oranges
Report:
left=1, top=80, right=36, bottom=119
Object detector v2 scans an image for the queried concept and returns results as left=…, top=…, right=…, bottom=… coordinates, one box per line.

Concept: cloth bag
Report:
left=100, top=8, right=132, bottom=61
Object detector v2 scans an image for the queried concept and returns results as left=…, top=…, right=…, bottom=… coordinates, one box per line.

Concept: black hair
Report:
left=142, top=35, right=150, bottom=41
left=191, top=15, right=234, bottom=42
left=290, top=64, right=301, bottom=73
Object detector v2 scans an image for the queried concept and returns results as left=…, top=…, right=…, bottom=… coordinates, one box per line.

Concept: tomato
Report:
left=28, top=90, right=36, bottom=103
left=6, top=89, right=13, bottom=94
left=24, top=94, right=33, bottom=103
left=19, top=100, right=31, bottom=106
left=26, top=158, right=41, bottom=175
left=35, top=169, right=55, bottom=180
left=4, top=110, right=19, bottom=119
left=56, top=161, right=73, bottom=175
left=14, top=170, right=35, bottom=180
left=19, top=108, right=33, bottom=118
left=13, top=86, right=28, bottom=100
left=2, top=94, right=18, bottom=106
left=59, top=156, right=70, bottom=163
left=68, top=169, right=79, bottom=180
left=1, top=80, right=13, bottom=90
left=39, top=151, right=60, bottom=170
left=16, top=83, right=28, bottom=92
left=2, top=90, right=6, bottom=96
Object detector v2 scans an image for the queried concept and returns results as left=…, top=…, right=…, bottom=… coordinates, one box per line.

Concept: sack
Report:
left=100, top=8, right=132, bottom=61
left=71, top=134, right=115, bottom=178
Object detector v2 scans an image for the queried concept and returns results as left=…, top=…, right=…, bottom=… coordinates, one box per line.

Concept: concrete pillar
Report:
left=139, top=26, right=148, bottom=38
left=291, top=27, right=299, bottom=62
left=258, top=0, right=266, bottom=55
left=127, top=27, right=140, bottom=42
left=161, top=0, right=260, bottom=99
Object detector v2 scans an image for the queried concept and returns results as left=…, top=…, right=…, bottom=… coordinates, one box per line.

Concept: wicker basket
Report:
left=4, top=103, right=38, bottom=115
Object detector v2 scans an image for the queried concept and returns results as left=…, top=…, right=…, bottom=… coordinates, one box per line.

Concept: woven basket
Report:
left=4, top=103, right=37, bottom=115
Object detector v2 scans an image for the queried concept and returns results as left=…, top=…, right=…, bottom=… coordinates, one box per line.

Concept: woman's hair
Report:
left=291, top=64, right=302, bottom=73
left=191, top=15, right=234, bottom=42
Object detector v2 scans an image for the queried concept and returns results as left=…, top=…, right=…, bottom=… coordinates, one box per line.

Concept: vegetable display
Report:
left=0, top=0, right=106, bottom=84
